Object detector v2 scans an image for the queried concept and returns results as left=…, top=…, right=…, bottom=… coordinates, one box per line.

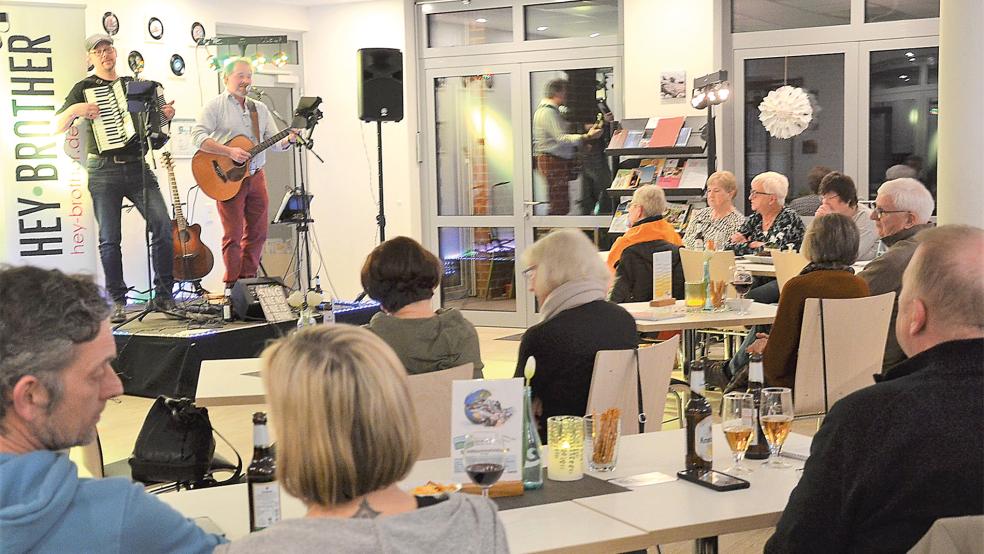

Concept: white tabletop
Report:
left=575, top=427, right=808, bottom=544
left=620, top=300, right=778, bottom=332
left=195, top=358, right=265, bottom=407
left=736, top=259, right=871, bottom=279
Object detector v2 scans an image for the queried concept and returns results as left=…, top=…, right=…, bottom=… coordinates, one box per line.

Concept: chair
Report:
left=908, top=516, right=984, bottom=554
left=586, top=335, right=679, bottom=434
left=772, top=250, right=809, bottom=292
left=408, top=363, right=475, bottom=460
left=679, top=248, right=736, bottom=285
left=793, top=293, right=895, bottom=419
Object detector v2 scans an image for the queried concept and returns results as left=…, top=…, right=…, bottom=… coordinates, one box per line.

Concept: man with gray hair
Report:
left=532, top=78, right=602, bottom=215
left=885, top=163, right=918, bottom=180
left=766, top=225, right=983, bottom=553
left=858, top=177, right=935, bottom=372
left=0, top=265, right=223, bottom=552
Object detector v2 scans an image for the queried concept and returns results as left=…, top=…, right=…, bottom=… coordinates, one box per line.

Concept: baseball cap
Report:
left=85, top=34, right=114, bottom=51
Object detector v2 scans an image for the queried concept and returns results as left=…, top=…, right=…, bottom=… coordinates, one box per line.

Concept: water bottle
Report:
left=323, top=299, right=335, bottom=325
left=522, top=385, right=544, bottom=490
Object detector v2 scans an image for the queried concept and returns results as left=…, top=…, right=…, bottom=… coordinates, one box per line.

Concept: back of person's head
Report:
left=261, top=324, right=420, bottom=507
left=806, top=166, right=834, bottom=195
left=818, top=171, right=859, bottom=208
left=544, top=79, right=568, bottom=99
left=752, top=171, right=790, bottom=204
left=802, top=213, right=859, bottom=266
left=899, top=226, right=984, bottom=350
left=632, top=184, right=667, bottom=218
left=361, top=236, right=441, bottom=313
left=706, top=170, right=737, bottom=198
left=877, top=178, right=935, bottom=223
left=522, top=229, right=608, bottom=299
left=0, top=265, right=110, bottom=425
left=885, top=164, right=918, bottom=180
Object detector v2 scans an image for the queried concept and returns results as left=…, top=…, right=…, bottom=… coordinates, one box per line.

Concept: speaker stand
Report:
left=374, top=119, right=386, bottom=242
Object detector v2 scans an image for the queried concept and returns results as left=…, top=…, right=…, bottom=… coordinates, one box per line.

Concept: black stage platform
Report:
left=113, top=302, right=379, bottom=399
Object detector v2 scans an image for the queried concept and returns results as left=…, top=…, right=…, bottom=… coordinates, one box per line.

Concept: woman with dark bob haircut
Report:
left=361, top=236, right=483, bottom=377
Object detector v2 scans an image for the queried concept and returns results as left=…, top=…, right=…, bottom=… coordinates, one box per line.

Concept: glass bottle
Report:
left=744, top=353, right=771, bottom=460
left=522, top=386, right=544, bottom=489
left=247, top=412, right=280, bottom=532
left=222, top=286, right=234, bottom=322
left=685, top=359, right=713, bottom=471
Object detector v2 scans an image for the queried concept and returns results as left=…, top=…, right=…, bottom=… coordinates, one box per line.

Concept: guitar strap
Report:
left=247, top=100, right=261, bottom=175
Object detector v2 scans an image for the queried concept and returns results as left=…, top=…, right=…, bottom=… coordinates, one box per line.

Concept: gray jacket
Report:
left=857, top=223, right=933, bottom=372
left=215, top=493, right=509, bottom=554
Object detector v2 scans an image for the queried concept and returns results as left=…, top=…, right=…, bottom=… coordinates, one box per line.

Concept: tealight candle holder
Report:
left=547, top=415, right=584, bottom=481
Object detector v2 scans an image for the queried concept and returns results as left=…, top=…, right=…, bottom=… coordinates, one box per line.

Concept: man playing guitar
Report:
left=191, top=58, right=297, bottom=287
left=54, top=34, right=176, bottom=323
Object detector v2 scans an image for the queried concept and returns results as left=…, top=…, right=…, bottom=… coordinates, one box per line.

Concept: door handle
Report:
left=523, top=201, right=545, bottom=218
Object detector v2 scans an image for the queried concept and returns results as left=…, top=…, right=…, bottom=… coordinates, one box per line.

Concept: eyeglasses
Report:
left=749, top=190, right=774, bottom=198
left=872, top=207, right=909, bottom=220
left=820, top=193, right=841, bottom=203
left=522, top=265, right=537, bottom=279
left=90, top=46, right=115, bottom=57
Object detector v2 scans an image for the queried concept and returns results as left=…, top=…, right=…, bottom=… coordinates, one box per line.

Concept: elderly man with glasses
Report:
left=858, top=177, right=935, bottom=373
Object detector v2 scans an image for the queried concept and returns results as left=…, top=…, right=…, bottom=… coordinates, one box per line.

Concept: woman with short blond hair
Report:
left=682, top=170, right=744, bottom=249
left=216, top=325, right=508, bottom=553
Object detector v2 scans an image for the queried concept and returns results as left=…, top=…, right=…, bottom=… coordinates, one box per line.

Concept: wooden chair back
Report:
left=408, top=363, right=475, bottom=460
left=587, top=336, right=679, bottom=434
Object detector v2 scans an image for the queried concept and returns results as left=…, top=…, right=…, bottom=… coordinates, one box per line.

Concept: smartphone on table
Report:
left=676, top=469, right=750, bottom=492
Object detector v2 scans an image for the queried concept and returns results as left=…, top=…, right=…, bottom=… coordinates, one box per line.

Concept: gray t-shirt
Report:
left=214, top=493, right=508, bottom=554
left=367, top=308, right=484, bottom=378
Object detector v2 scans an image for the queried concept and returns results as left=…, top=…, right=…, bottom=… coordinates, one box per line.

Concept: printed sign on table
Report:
left=450, top=378, right=524, bottom=483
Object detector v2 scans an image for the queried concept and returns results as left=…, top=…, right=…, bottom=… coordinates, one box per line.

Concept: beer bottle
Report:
left=222, top=287, right=234, bottom=322
left=247, top=412, right=280, bottom=532
left=685, top=359, right=713, bottom=471
left=744, top=353, right=771, bottom=459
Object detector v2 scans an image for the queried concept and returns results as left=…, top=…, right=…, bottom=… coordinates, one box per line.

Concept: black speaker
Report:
left=357, top=48, right=403, bottom=122
left=231, top=277, right=286, bottom=321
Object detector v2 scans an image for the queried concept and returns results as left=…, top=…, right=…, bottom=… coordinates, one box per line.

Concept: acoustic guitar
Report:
left=161, top=152, right=215, bottom=282
left=190, top=128, right=292, bottom=201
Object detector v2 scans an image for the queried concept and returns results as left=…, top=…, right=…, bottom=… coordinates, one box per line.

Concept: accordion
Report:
left=83, top=80, right=170, bottom=153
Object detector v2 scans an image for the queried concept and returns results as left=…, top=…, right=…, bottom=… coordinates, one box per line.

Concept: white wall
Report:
left=303, top=0, right=415, bottom=299
left=623, top=0, right=716, bottom=119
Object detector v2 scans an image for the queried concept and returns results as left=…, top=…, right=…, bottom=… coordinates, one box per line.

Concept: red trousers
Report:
left=536, top=154, right=573, bottom=215
left=217, top=169, right=268, bottom=284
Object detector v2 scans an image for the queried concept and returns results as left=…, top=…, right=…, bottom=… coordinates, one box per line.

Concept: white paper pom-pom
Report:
left=758, top=86, right=813, bottom=139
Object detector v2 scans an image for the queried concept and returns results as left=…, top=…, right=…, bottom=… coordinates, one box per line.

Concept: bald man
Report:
left=767, top=225, right=984, bottom=553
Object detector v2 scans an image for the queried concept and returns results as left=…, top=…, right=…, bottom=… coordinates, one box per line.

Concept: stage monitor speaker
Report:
left=231, top=277, right=286, bottom=321
left=357, top=48, right=403, bottom=122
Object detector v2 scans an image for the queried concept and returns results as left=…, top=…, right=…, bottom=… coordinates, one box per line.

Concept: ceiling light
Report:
left=905, top=51, right=915, bottom=57
left=899, top=74, right=908, bottom=79
left=475, top=18, right=487, bottom=23
left=537, top=26, right=549, bottom=31
left=589, top=32, right=600, bottom=38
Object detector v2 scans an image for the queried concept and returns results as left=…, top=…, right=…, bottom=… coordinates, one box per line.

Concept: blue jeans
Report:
left=87, top=157, right=174, bottom=302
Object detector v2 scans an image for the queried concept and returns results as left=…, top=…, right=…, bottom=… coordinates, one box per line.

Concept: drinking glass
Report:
left=731, top=268, right=753, bottom=314
left=721, top=392, right=755, bottom=474
left=760, top=387, right=794, bottom=468
left=463, top=432, right=507, bottom=497
left=684, top=281, right=706, bottom=312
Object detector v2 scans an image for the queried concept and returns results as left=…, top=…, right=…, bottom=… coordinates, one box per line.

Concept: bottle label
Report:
left=749, top=361, right=764, bottom=383
left=250, top=481, right=281, bottom=530
left=690, top=371, right=705, bottom=393
left=253, top=425, right=270, bottom=448
left=695, top=416, right=713, bottom=462
left=743, top=407, right=758, bottom=446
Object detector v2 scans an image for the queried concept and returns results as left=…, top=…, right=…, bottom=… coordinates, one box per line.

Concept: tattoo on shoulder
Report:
left=351, top=497, right=381, bottom=519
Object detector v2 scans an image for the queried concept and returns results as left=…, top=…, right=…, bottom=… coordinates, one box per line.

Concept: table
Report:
left=160, top=427, right=809, bottom=553
left=195, top=358, right=265, bottom=407
left=577, top=427, right=809, bottom=550
left=735, top=259, right=871, bottom=279
left=620, top=300, right=778, bottom=365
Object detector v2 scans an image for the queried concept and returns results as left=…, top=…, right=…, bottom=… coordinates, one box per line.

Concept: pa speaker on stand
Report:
left=357, top=48, right=403, bottom=123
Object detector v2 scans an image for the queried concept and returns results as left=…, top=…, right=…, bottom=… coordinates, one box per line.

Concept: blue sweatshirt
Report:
left=0, top=450, right=223, bottom=553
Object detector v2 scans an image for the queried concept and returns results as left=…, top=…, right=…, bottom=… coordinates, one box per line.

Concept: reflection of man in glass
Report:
left=532, top=79, right=601, bottom=215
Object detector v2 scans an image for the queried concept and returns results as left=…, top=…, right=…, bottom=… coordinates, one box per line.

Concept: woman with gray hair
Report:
left=513, top=229, right=638, bottom=442
left=727, top=171, right=805, bottom=255
left=739, top=213, right=870, bottom=389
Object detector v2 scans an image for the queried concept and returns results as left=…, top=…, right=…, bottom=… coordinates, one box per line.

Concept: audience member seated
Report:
left=362, top=236, right=483, bottom=378
left=516, top=230, right=638, bottom=442
left=858, top=178, right=935, bottom=374
left=217, top=325, right=507, bottom=553
left=727, top=171, right=806, bottom=256
left=741, top=214, right=869, bottom=389
left=609, top=185, right=684, bottom=302
left=682, top=170, right=744, bottom=250
left=814, top=171, right=879, bottom=260
left=766, top=225, right=984, bottom=553
left=787, top=165, right=833, bottom=216
left=606, top=184, right=682, bottom=273
left=0, top=266, right=223, bottom=553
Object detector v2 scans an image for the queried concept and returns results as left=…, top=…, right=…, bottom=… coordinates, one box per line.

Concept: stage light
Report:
left=691, top=89, right=707, bottom=109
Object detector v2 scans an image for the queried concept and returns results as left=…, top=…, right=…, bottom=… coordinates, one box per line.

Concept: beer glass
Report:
left=760, top=387, right=794, bottom=468
left=721, top=392, right=755, bottom=474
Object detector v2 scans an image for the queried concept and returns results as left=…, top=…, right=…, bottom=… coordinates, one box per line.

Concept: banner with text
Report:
left=0, top=2, right=95, bottom=274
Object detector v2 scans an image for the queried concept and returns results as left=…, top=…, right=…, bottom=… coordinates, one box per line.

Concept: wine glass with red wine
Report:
left=463, top=432, right=507, bottom=498
left=731, top=268, right=754, bottom=314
